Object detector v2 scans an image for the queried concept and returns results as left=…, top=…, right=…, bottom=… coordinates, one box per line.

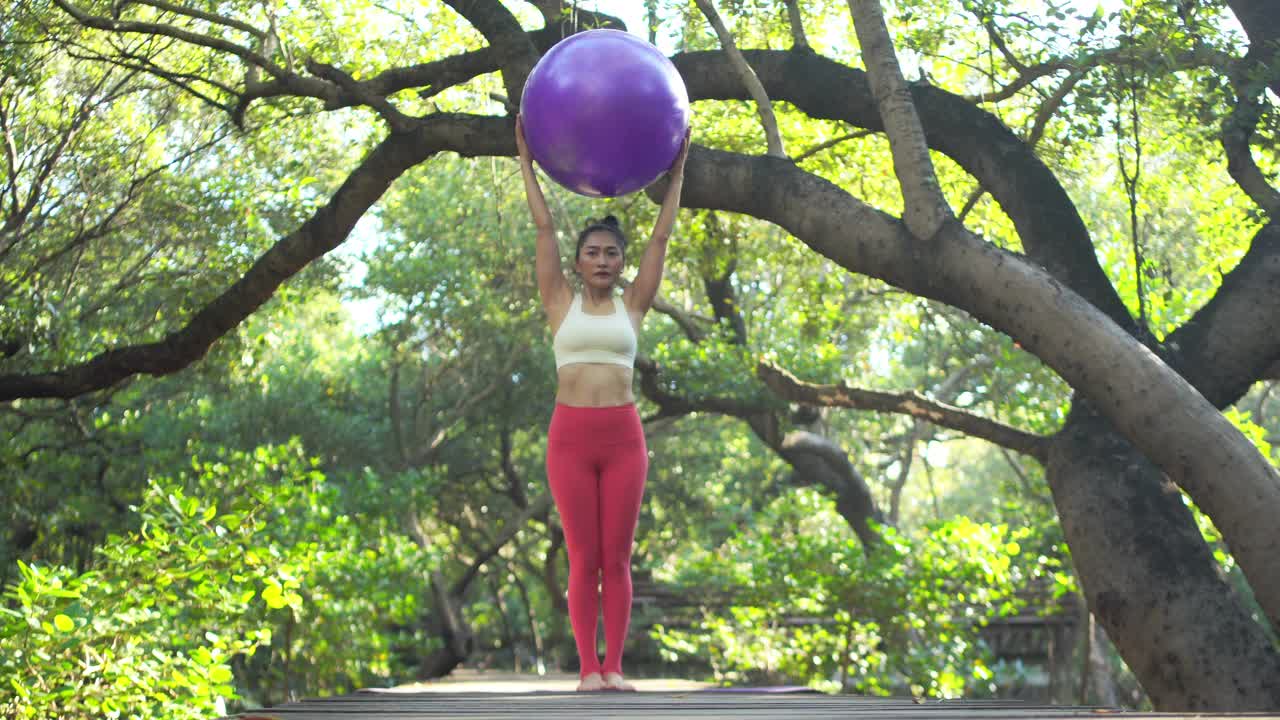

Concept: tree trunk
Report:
left=512, top=569, right=545, bottom=673
left=1046, top=403, right=1280, bottom=710
left=419, top=569, right=475, bottom=679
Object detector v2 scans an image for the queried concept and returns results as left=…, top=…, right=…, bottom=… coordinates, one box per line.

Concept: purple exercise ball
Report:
left=520, top=29, right=690, bottom=198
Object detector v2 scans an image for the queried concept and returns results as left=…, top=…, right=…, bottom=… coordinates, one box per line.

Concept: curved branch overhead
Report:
left=672, top=49, right=1137, bottom=333
left=1226, top=0, right=1280, bottom=98
left=1162, top=220, right=1280, bottom=407
left=439, top=0, right=538, bottom=103
left=51, top=0, right=288, bottom=80
left=0, top=114, right=512, bottom=401
left=758, top=361, right=1050, bottom=462
left=56, top=0, right=623, bottom=126
left=677, top=144, right=1280, bottom=631
left=694, top=0, right=785, bottom=158
left=848, top=0, right=952, bottom=239
left=633, top=355, right=884, bottom=547
left=1220, top=0, right=1280, bottom=217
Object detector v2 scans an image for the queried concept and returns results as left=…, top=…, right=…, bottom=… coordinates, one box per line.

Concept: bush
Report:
left=652, top=490, right=1024, bottom=697
left=1, top=441, right=431, bottom=719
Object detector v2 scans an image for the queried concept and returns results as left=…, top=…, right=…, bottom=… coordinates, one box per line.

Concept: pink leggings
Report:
left=546, top=403, right=648, bottom=677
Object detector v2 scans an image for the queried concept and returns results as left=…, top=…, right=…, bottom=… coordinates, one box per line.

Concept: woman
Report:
left=516, top=115, right=689, bottom=692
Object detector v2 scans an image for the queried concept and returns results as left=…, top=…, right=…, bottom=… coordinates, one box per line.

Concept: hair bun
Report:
left=601, top=215, right=620, bottom=228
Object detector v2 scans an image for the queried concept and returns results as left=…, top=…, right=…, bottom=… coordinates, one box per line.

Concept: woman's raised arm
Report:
left=626, top=131, right=690, bottom=316
left=517, top=115, right=571, bottom=315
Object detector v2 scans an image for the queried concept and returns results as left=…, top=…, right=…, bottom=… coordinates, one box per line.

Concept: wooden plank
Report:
left=224, top=688, right=1280, bottom=720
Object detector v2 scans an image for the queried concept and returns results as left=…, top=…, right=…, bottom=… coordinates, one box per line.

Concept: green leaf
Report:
left=262, top=583, right=286, bottom=609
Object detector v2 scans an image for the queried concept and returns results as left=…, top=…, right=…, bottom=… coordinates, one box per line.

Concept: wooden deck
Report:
left=224, top=687, right=1277, bottom=719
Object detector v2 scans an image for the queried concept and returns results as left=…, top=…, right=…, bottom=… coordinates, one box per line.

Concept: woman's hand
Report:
left=515, top=114, right=533, bottom=165
left=668, top=128, right=691, bottom=179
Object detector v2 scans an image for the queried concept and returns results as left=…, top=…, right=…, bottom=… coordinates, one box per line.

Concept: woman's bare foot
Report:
left=577, top=672, right=607, bottom=692
left=603, top=672, right=636, bottom=692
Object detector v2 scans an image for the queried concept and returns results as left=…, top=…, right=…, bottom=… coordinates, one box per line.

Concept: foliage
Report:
left=0, top=441, right=432, bottom=719
left=652, top=489, right=1026, bottom=697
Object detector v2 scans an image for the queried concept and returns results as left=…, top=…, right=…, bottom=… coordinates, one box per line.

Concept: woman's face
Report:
left=576, top=231, right=624, bottom=291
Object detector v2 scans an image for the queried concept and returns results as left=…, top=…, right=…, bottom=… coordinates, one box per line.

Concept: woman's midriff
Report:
left=555, top=363, right=635, bottom=407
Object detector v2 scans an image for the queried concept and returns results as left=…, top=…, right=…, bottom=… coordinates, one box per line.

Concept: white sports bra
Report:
left=552, top=294, right=637, bottom=369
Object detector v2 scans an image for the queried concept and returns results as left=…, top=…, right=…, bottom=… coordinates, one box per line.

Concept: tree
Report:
left=3, top=0, right=1279, bottom=709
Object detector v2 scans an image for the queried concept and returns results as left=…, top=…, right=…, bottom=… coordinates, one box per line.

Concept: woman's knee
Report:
left=599, top=552, right=631, bottom=579
left=568, top=549, right=601, bottom=575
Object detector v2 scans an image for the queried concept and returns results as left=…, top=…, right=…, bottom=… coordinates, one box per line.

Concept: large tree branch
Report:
left=0, top=114, right=512, bottom=400
left=673, top=43, right=1280, bottom=637
left=62, top=0, right=622, bottom=128
left=441, top=0, right=538, bottom=104
left=677, top=144, right=1280, bottom=630
left=673, top=49, right=1136, bottom=332
left=694, top=0, right=785, bottom=157
left=131, top=0, right=266, bottom=40
left=1162, top=220, right=1280, bottom=407
left=52, top=0, right=287, bottom=81
left=757, top=361, right=1049, bottom=462
left=1226, top=0, right=1280, bottom=98
left=386, top=6, right=623, bottom=99
left=451, top=493, right=553, bottom=598
left=1222, top=86, right=1280, bottom=216
left=674, top=43, right=1280, bottom=635
left=847, top=0, right=951, bottom=239
left=778, top=431, right=882, bottom=547
left=651, top=296, right=711, bottom=342
left=232, top=13, right=622, bottom=123
left=1220, top=25, right=1280, bottom=216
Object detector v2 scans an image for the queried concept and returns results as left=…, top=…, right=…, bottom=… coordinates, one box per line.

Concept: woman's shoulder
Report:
left=620, top=285, right=645, bottom=312
left=545, top=286, right=576, bottom=333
